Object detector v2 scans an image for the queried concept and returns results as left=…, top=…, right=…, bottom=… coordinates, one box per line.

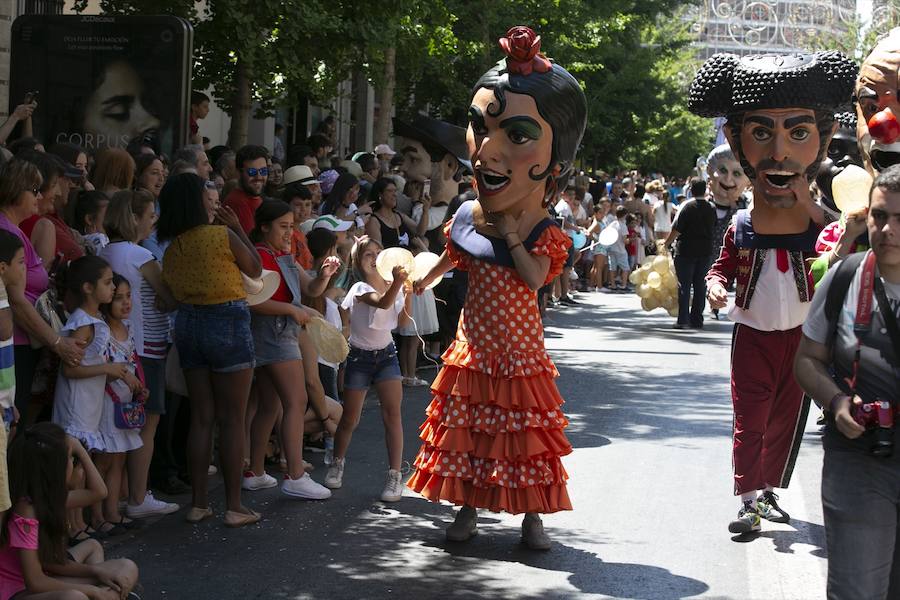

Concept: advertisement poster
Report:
left=10, top=15, right=193, bottom=157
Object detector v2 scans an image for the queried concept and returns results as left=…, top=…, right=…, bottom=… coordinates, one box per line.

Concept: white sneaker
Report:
left=281, top=473, right=331, bottom=500
left=126, top=492, right=180, bottom=518
left=242, top=471, right=278, bottom=491
left=324, top=458, right=344, bottom=489
left=380, top=469, right=404, bottom=502
left=208, top=465, right=218, bottom=476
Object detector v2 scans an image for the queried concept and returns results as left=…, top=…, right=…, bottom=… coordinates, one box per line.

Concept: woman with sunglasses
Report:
left=223, top=145, right=270, bottom=235
left=0, top=160, right=85, bottom=425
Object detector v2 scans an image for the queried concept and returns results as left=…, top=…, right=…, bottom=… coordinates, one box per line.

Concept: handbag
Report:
left=106, top=351, right=147, bottom=430
left=30, top=287, right=65, bottom=349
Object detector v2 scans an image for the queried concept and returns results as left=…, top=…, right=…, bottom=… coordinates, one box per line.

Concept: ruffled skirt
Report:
left=407, top=340, right=572, bottom=514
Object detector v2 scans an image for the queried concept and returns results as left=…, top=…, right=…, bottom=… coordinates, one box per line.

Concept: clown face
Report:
left=707, top=156, right=749, bottom=206
left=727, top=108, right=827, bottom=209
left=857, top=31, right=900, bottom=175
left=467, top=87, right=553, bottom=214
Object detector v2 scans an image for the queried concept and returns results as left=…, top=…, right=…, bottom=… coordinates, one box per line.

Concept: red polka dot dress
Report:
left=407, top=211, right=573, bottom=514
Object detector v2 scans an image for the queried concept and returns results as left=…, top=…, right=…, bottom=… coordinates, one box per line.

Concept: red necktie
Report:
left=776, top=249, right=790, bottom=273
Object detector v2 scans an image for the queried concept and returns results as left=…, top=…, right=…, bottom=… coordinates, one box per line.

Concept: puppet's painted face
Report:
left=857, top=41, right=900, bottom=175
left=728, top=108, right=824, bottom=209
left=467, top=87, right=553, bottom=214
left=707, top=157, right=749, bottom=206
left=398, top=138, right=433, bottom=183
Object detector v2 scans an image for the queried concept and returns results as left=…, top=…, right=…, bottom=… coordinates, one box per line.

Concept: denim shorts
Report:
left=251, top=313, right=302, bottom=367
left=344, top=343, right=402, bottom=390
left=608, top=250, right=629, bottom=272
left=174, top=301, right=255, bottom=373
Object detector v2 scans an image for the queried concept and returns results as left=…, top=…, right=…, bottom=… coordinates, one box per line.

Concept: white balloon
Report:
left=376, top=247, right=415, bottom=281
left=647, top=271, right=662, bottom=289
left=412, top=252, right=442, bottom=289
left=598, top=226, right=619, bottom=247
left=652, top=255, right=669, bottom=274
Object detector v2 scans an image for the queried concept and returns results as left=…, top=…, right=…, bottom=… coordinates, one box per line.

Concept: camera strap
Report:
left=848, top=250, right=900, bottom=394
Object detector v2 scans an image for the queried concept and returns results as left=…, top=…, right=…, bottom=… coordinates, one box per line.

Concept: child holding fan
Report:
left=325, top=237, right=411, bottom=502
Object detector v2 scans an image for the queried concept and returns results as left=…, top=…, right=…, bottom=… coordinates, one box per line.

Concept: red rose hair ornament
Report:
left=499, top=26, right=552, bottom=76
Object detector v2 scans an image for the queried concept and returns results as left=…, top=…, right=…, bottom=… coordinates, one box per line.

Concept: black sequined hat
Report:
left=689, top=51, right=857, bottom=117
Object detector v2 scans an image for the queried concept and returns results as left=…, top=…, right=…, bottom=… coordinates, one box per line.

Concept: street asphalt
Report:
left=106, top=289, right=827, bottom=600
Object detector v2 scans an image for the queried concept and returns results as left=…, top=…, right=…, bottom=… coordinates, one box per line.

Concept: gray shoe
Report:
left=521, top=513, right=552, bottom=550
left=445, top=506, right=478, bottom=542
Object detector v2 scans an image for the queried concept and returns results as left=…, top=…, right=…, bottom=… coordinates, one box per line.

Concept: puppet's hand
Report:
left=494, top=210, right=523, bottom=239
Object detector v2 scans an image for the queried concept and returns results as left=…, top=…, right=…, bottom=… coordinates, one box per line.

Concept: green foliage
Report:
left=386, top=0, right=710, bottom=176
left=77, top=0, right=712, bottom=174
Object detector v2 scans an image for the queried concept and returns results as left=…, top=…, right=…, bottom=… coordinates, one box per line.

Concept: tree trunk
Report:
left=227, top=59, right=251, bottom=150
left=373, top=45, right=396, bottom=146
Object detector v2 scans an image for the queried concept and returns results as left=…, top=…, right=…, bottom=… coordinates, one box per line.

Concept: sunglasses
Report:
left=246, top=167, right=269, bottom=177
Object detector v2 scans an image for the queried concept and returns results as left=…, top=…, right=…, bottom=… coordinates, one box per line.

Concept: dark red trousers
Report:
left=731, top=324, right=810, bottom=495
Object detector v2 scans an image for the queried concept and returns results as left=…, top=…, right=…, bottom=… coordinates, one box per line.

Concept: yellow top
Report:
left=163, top=225, right=245, bottom=305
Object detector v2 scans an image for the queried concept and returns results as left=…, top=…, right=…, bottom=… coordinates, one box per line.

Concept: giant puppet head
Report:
left=689, top=51, right=856, bottom=210
left=466, top=26, right=587, bottom=213
left=856, top=28, right=900, bottom=176
left=393, top=115, right=471, bottom=204
left=706, top=143, right=750, bottom=207
left=816, top=111, right=863, bottom=214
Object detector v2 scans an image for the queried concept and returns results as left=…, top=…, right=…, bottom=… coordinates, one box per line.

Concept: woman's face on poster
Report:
left=82, top=60, right=160, bottom=150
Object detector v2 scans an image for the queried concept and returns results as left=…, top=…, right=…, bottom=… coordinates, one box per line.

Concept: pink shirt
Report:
left=0, top=513, right=39, bottom=600
left=0, top=213, right=49, bottom=345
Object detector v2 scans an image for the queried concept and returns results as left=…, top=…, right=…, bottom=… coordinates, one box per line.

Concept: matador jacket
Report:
left=705, top=210, right=821, bottom=310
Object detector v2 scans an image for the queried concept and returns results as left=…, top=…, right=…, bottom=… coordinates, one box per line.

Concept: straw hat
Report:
left=306, top=317, right=349, bottom=363
left=241, top=269, right=281, bottom=306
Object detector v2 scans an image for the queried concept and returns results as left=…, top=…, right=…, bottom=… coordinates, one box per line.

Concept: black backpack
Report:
left=823, top=252, right=866, bottom=339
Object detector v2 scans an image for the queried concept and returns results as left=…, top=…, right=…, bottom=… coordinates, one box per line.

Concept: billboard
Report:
left=10, top=14, right=193, bottom=157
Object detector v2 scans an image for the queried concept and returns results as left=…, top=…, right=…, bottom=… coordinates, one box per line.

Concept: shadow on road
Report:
left=551, top=357, right=732, bottom=448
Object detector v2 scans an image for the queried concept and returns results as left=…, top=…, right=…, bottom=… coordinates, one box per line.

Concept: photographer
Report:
left=794, top=164, right=900, bottom=599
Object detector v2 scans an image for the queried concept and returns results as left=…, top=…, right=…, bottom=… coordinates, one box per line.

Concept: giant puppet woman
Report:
left=407, top=26, right=586, bottom=550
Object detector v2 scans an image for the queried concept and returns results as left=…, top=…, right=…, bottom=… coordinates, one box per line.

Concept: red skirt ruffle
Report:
left=407, top=356, right=573, bottom=514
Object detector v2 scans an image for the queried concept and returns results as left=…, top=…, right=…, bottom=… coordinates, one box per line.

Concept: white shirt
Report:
left=341, top=281, right=406, bottom=350
left=652, top=201, right=674, bottom=233
left=609, top=218, right=628, bottom=256
left=728, top=250, right=810, bottom=331
left=99, top=241, right=155, bottom=356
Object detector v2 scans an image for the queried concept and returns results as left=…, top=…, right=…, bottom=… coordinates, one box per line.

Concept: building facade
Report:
left=686, top=0, right=858, bottom=59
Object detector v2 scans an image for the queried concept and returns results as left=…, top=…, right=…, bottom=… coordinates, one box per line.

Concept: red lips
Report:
left=868, top=108, right=900, bottom=144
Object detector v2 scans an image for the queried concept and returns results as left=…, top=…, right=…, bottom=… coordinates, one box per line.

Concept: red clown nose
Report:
left=868, top=108, right=900, bottom=144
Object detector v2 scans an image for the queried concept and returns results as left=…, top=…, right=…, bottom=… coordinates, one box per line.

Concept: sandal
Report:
left=185, top=506, right=214, bottom=524
left=68, top=528, right=91, bottom=547
left=96, top=520, right=128, bottom=537
left=113, top=517, right=143, bottom=531
left=223, top=509, right=261, bottom=528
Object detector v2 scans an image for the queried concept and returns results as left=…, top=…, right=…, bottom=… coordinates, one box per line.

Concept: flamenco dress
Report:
left=407, top=201, right=573, bottom=514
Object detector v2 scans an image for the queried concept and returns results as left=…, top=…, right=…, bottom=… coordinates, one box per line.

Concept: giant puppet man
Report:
left=689, top=51, right=857, bottom=535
